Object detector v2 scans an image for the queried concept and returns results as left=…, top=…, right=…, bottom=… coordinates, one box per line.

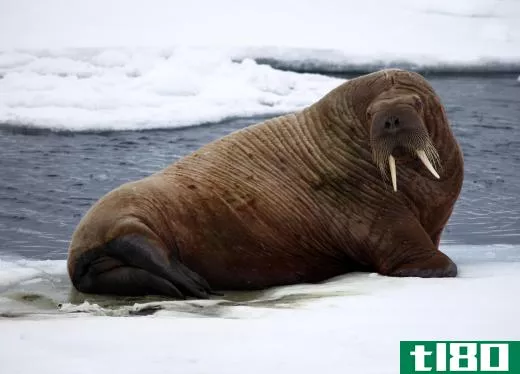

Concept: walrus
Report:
left=68, top=69, right=464, bottom=299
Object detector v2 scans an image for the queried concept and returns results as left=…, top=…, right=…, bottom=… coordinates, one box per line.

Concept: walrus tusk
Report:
left=388, top=155, right=397, bottom=192
left=417, top=150, right=440, bottom=179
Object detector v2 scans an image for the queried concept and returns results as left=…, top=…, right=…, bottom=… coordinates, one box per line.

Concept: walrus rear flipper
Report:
left=71, top=234, right=214, bottom=299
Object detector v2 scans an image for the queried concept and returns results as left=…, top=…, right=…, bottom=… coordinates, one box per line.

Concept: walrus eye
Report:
left=412, top=95, right=423, bottom=111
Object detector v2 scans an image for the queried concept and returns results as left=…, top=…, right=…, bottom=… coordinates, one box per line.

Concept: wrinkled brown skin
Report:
left=68, top=69, right=464, bottom=293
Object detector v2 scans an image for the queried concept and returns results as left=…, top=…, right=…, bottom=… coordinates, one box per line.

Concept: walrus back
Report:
left=147, top=111, right=360, bottom=288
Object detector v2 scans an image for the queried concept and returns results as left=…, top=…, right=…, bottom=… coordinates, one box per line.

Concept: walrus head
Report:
left=367, top=90, right=441, bottom=192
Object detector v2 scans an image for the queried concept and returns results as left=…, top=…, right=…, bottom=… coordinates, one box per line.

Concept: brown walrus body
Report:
left=68, top=69, right=464, bottom=298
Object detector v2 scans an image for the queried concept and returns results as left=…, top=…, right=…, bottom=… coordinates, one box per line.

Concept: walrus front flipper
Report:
left=374, top=215, right=457, bottom=278
left=387, top=250, right=457, bottom=278
left=72, top=234, right=214, bottom=299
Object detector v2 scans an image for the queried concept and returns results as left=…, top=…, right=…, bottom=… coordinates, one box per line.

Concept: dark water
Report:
left=0, top=76, right=519, bottom=261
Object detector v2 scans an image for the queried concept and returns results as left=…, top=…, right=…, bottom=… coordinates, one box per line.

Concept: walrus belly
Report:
left=180, top=244, right=350, bottom=290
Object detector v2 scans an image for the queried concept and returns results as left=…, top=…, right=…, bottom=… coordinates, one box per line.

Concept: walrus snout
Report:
left=369, top=103, right=422, bottom=139
left=368, top=94, right=441, bottom=192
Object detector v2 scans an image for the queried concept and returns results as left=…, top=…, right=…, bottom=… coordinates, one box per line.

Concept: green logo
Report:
left=400, top=341, right=520, bottom=373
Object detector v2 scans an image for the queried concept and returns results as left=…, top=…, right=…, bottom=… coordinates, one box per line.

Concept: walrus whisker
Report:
left=417, top=149, right=440, bottom=179
left=388, top=155, right=397, bottom=192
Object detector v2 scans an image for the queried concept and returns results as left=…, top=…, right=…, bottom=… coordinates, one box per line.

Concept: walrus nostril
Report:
left=382, top=116, right=401, bottom=131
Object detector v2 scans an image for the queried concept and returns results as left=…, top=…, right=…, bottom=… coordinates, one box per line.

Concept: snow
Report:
left=0, top=257, right=64, bottom=289
left=1, top=0, right=519, bottom=61
left=1, top=260, right=519, bottom=373
left=0, top=51, right=343, bottom=131
left=0, top=0, right=519, bottom=131
left=1, top=245, right=520, bottom=373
